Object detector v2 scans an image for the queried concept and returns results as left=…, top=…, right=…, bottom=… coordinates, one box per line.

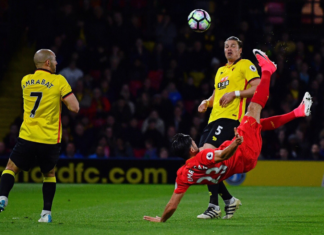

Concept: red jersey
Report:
left=175, top=116, right=262, bottom=194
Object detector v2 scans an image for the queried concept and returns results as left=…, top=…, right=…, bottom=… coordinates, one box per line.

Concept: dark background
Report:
left=1, top=0, right=324, bottom=161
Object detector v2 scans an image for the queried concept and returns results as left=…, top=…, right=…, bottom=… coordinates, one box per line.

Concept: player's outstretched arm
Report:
left=143, top=192, right=185, bottom=223
left=63, top=94, right=80, bottom=113
left=214, top=127, right=243, bottom=163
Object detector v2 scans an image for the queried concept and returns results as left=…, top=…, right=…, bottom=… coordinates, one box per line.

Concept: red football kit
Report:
left=175, top=116, right=263, bottom=194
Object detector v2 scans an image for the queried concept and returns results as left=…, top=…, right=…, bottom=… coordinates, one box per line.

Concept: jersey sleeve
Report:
left=243, top=60, right=260, bottom=83
left=59, top=75, right=73, bottom=99
left=174, top=177, right=190, bottom=194
left=196, top=149, right=216, bottom=166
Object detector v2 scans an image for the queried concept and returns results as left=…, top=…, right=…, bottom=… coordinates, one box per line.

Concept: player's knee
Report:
left=247, top=105, right=255, bottom=113
left=43, top=172, right=55, bottom=178
left=6, top=160, right=21, bottom=174
left=43, top=168, right=55, bottom=177
left=247, top=104, right=260, bottom=114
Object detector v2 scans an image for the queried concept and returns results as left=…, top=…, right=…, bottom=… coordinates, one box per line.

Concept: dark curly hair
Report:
left=171, top=133, right=192, bottom=159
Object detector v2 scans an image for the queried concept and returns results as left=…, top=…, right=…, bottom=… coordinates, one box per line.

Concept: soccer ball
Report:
left=188, top=9, right=211, bottom=33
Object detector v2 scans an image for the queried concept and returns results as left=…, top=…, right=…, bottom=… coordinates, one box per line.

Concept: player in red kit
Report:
left=143, top=49, right=313, bottom=223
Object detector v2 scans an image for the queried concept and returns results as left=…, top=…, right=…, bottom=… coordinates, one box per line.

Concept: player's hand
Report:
left=234, top=127, right=243, bottom=145
left=219, top=92, right=236, bottom=108
left=143, top=216, right=162, bottom=222
left=198, top=100, right=208, bottom=113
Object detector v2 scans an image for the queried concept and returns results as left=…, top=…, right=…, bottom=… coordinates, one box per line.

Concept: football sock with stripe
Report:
left=251, top=71, right=271, bottom=108
left=42, top=177, right=56, bottom=211
left=0, top=170, right=16, bottom=197
left=208, top=203, right=220, bottom=211
left=224, top=197, right=235, bottom=206
left=207, top=184, right=219, bottom=205
left=218, top=181, right=233, bottom=201
left=260, top=111, right=296, bottom=131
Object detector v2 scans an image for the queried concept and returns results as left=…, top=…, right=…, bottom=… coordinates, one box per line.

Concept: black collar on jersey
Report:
left=226, top=57, right=242, bottom=67
left=233, top=57, right=242, bottom=65
left=35, top=68, right=52, bottom=74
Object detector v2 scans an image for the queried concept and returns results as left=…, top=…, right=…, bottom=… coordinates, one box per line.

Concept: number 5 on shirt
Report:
left=215, top=126, right=223, bottom=135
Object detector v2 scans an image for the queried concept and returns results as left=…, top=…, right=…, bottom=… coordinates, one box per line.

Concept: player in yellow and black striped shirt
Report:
left=0, top=49, right=79, bottom=222
left=196, top=36, right=260, bottom=219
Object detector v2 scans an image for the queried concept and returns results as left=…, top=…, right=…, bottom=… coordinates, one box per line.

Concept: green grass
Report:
left=0, top=184, right=323, bottom=235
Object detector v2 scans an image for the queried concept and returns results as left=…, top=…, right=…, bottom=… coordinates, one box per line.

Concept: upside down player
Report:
left=143, top=49, right=313, bottom=222
left=0, top=49, right=79, bottom=222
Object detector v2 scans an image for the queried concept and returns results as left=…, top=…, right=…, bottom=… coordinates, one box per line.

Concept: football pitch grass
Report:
left=0, top=184, right=323, bottom=235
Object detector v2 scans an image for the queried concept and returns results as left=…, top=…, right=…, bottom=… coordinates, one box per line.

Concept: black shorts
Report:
left=199, top=118, right=240, bottom=148
left=10, top=138, right=61, bottom=173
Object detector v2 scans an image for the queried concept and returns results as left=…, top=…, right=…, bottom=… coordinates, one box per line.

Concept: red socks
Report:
left=260, top=111, right=296, bottom=131
left=251, top=71, right=272, bottom=108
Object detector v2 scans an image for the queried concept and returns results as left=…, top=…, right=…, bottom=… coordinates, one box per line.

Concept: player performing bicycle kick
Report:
left=143, top=49, right=313, bottom=222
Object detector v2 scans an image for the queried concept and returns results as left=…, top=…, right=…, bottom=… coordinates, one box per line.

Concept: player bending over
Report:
left=143, top=49, right=313, bottom=222
left=0, top=49, right=79, bottom=222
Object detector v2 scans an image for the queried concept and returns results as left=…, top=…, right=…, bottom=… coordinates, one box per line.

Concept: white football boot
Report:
left=0, top=196, right=8, bottom=212
left=197, top=206, right=221, bottom=219
left=222, top=197, right=242, bottom=219
left=38, top=214, right=52, bottom=223
left=294, top=92, right=313, bottom=117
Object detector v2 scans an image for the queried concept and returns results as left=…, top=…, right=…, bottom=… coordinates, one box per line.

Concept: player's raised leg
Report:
left=245, top=49, right=277, bottom=121
left=38, top=168, right=56, bottom=223
left=0, top=159, right=21, bottom=212
left=260, top=92, right=312, bottom=131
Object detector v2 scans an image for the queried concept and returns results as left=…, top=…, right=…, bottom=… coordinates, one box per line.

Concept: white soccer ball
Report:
left=187, top=9, right=211, bottom=33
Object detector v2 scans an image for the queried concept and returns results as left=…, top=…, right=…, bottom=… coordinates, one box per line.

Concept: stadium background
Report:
left=0, top=0, right=324, bottom=186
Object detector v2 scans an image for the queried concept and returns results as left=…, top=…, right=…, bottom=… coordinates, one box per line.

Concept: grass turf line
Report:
left=0, top=184, right=323, bottom=235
